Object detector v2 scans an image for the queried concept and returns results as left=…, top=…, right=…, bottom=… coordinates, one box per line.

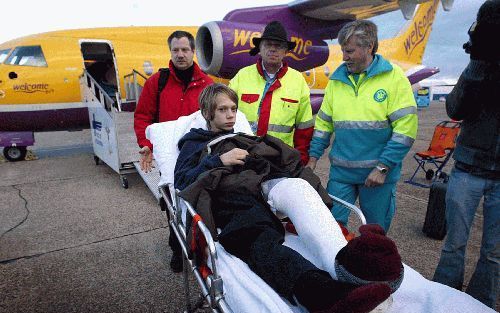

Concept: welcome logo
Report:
left=13, top=83, right=54, bottom=94
left=403, top=1, right=439, bottom=57
left=231, top=29, right=313, bottom=61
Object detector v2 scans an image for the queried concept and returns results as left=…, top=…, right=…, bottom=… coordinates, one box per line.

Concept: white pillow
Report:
left=146, top=110, right=253, bottom=186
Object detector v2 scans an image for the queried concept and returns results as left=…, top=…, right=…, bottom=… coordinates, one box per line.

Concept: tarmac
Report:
left=0, top=101, right=493, bottom=312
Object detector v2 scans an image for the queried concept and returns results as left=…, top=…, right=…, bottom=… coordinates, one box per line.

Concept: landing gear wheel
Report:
left=120, top=175, right=129, bottom=189
left=93, top=155, right=100, bottom=165
left=425, top=169, right=435, bottom=180
left=3, top=146, right=27, bottom=162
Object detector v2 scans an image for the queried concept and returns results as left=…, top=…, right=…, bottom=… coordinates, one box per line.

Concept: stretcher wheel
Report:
left=93, top=155, right=101, bottom=165
left=425, top=169, right=435, bottom=180
left=120, top=176, right=129, bottom=189
left=3, top=146, right=27, bottom=162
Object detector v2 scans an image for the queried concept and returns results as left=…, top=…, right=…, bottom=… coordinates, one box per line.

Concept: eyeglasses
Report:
left=463, top=21, right=477, bottom=54
left=262, top=41, right=288, bottom=50
left=468, top=21, right=477, bottom=36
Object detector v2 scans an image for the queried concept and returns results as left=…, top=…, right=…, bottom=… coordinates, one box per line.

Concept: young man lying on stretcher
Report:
left=174, top=83, right=404, bottom=313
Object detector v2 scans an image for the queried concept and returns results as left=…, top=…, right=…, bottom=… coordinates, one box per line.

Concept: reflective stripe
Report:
left=296, top=119, right=314, bottom=129
left=313, top=130, right=332, bottom=139
left=388, top=106, right=417, bottom=122
left=318, top=110, right=333, bottom=123
left=206, top=133, right=238, bottom=154
left=330, top=156, right=379, bottom=168
left=268, top=124, right=294, bottom=133
left=334, top=120, right=389, bottom=129
left=391, top=132, right=415, bottom=147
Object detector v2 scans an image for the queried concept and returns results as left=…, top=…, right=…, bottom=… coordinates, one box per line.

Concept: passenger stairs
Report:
left=80, top=69, right=161, bottom=201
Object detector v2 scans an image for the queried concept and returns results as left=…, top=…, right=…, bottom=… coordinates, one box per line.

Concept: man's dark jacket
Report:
left=174, top=128, right=332, bottom=240
left=446, top=60, right=500, bottom=178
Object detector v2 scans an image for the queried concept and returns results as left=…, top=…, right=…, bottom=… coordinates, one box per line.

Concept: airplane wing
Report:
left=288, top=0, right=454, bottom=21
left=223, top=0, right=441, bottom=25
left=222, top=0, right=443, bottom=42
left=288, top=0, right=403, bottom=21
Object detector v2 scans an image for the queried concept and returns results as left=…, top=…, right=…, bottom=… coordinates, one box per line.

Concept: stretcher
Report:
left=146, top=111, right=495, bottom=313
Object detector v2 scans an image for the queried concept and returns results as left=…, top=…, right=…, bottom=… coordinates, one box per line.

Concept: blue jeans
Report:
left=433, top=166, right=500, bottom=308
left=327, top=180, right=396, bottom=232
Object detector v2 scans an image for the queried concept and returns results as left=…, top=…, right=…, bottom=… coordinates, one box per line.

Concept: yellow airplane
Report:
left=0, top=0, right=448, bottom=161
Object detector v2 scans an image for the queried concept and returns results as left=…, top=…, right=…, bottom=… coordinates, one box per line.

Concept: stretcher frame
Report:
left=158, top=181, right=367, bottom=313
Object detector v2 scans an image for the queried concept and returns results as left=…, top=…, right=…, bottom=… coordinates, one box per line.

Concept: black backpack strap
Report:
left=154, top=68, right=170, bottom=123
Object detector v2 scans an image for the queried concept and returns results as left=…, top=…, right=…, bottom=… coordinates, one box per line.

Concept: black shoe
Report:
left=170, top=253, right=183, bottom=273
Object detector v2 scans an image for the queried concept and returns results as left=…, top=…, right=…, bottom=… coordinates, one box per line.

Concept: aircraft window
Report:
left=0, top=49, right=11, bottom=63
left=5, top=46, right=47, bottom=67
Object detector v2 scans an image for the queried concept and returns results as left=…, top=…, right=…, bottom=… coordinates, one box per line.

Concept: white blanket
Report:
left=145, top=110, right=252, bottom=186
left=146, top=112, right=495, bottom=313
left=215, top=236, right=494, bottom=313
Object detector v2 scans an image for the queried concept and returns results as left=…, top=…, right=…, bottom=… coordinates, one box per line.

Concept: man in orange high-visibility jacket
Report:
left=229, top=21, right=313, bottom=164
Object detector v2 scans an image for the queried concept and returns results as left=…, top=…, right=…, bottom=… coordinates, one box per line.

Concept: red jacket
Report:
left=134, top=61, right=213, bottom=149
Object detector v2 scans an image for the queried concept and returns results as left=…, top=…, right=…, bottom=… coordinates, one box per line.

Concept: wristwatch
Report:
left=376, top=165, right=388, bottom=174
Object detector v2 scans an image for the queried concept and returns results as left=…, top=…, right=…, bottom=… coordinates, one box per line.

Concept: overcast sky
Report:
left=1, top=0, right=484, bottom=80
left=0, top=0, right=281, bottom=43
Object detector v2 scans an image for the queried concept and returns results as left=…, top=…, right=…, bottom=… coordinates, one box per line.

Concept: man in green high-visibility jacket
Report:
left=307, top=20, right=418, bottom=231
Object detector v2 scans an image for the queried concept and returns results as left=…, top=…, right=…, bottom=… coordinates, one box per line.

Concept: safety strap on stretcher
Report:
left=190, top=213, right=213, bottom=279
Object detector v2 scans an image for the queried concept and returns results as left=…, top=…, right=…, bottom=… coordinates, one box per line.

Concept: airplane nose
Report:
left=8, top=71, right=17, bottom=79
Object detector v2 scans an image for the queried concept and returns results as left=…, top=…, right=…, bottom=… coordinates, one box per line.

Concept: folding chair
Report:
left=405, top=120, right=461, bottom=188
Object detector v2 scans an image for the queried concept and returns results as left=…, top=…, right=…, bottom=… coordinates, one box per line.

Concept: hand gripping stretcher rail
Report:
left=146, top=111, right=495, bottom=313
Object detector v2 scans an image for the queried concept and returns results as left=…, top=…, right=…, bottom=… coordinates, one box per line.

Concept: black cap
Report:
left=249, top=21, right=297, bottom=56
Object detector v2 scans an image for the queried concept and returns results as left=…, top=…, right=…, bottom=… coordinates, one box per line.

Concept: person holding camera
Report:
left=433, top=1, right=500, bottom=308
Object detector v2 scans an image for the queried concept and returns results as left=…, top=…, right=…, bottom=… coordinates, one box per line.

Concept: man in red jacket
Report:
left=134, top=30, right=213, bottom=172
left=133, top=30, right=213, bottom=272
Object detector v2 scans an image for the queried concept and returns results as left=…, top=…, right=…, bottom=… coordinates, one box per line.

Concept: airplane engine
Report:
left=196, top=21, right=329, bottom=79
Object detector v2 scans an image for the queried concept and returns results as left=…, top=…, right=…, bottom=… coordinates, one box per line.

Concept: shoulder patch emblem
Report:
left=373, top=89, right=388, bottom=103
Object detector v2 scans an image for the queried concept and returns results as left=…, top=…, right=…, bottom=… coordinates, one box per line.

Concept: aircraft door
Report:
left=79, top=41, right=121, bottom=111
